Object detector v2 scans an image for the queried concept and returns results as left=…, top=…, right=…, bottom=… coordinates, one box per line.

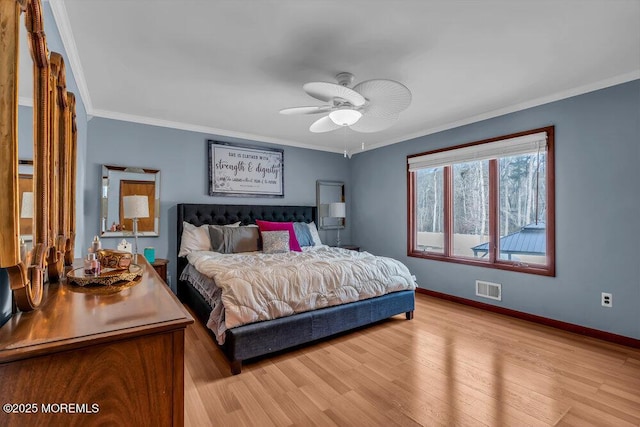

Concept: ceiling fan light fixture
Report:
left=329, top=108, right=362, bottom=126
left=283, top=72, right=411, bottom=133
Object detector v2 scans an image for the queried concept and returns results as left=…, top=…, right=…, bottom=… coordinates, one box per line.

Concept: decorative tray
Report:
left=67, top=264, right=143, bottom=287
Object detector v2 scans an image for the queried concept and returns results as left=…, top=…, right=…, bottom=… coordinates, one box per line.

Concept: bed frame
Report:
left=176, top=203, right=415, bottom=374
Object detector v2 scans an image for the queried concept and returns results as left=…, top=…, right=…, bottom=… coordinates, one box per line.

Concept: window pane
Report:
left=498, top=152, right=547, bottom=265
left=453, top=161, right=489, bottom=259
left=415, top=167, right=444, bottom=253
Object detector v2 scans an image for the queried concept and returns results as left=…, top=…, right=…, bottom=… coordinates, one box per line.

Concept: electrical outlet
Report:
left=601, top=292, right=612, bottom=307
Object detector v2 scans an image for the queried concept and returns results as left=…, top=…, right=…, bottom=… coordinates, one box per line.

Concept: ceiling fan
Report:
left=280, top=72, right=411, bottom=133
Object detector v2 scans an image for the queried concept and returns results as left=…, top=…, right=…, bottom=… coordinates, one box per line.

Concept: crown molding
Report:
left=355, top=70, right=640, bottom=156
left=18, top=96, right=33, bottom=107
left=48, top=0, right=93, bottom=114
left=95, top=69, right=639, bottom=158
left=91, top=109, right=345, bottom=155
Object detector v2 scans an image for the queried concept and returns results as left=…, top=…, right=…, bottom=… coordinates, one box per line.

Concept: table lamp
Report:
left=123, top=195, right=149, bottom=260
left=328, top=202, right=346, bottom=247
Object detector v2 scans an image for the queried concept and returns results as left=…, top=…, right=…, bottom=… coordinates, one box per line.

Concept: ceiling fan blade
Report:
left=309, top=115, right=343, bottom=133
left=350, top=113, right=399, bottom=133
left=279, top=106, right=333, bottom=115
left=304, top=82, right=366, bottom=106
left=353, top=79, right=412, bottom=116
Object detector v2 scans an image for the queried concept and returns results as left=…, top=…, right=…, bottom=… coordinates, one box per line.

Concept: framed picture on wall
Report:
left=208, top=140, right=284, bottom=198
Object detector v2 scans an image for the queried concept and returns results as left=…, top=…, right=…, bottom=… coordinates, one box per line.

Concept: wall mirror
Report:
left=101, top=165, right=160, bottom=237
left=316, top=180, right=345, bottom=230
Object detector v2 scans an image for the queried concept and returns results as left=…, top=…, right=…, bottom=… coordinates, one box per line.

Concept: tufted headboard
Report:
left=176, top=203, right=317, bottom=279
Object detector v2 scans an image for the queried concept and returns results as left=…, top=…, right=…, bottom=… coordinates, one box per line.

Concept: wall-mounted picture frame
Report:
left=208, top=140, right=284, bottom=198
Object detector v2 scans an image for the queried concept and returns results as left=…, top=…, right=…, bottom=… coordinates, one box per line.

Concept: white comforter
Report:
left=186, top=246, right=415, bottom=332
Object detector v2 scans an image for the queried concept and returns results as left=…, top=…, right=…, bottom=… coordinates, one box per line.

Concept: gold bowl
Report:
left=97, top=249, right=132, bottom=270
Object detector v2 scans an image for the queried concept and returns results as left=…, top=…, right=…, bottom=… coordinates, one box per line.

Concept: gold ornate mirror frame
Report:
left=0, top=0, right=77, bottom=311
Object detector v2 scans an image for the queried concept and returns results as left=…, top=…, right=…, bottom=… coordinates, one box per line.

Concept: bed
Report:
left=176, top=203, right=415, bottom=374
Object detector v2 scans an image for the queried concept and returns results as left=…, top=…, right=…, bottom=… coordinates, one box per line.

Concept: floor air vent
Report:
left=476, top=280, right=501, bottom=301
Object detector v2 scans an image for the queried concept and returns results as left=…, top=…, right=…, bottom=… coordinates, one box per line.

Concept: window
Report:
left=407, top=127, right=555, bottom=276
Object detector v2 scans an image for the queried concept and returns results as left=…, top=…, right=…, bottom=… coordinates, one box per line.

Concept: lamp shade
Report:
left=328, top=202, right=346, bottom=218
left=329, top=108, right=362, bottom=126
left=21, top=192, right=33, bottom=219
left=123, top=195, right=149, bottom=219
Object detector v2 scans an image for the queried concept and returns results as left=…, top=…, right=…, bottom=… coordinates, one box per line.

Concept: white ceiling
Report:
left=42, top=0, right=640, bottom=155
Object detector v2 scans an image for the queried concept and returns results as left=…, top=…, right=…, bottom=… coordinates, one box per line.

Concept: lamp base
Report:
left=132, top=217, right=140, bottom=261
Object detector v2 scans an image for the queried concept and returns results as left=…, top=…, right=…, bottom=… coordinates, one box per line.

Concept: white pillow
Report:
left=307, top=221, right=322, bottom=246
left=178, top=221, right=241, bottom=256
left=178, top=222, right=211, bottom=256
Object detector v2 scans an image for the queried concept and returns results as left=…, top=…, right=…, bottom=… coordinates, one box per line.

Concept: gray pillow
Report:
left=293, top=222, right=314, bottom=247
left=209, top=225, right=260, bottom=254
left=224, top=226, right=260, bottom=253
left=208, top=225, right=226, bottom=252
left=262, top=231, right=290, bottom=254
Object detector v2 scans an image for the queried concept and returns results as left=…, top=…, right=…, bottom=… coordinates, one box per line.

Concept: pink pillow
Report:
left=255, top=220, right=302, bottom=252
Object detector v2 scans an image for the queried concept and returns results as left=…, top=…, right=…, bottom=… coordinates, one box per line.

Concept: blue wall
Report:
left=18, top=105, right=33, bottom=159
left=350, top=80, right=640, bottom=339
left=85, top=118, right=351, bottom=290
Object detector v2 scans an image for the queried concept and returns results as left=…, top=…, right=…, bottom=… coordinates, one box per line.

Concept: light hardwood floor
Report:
left=183, top=293, right=640, bottom=426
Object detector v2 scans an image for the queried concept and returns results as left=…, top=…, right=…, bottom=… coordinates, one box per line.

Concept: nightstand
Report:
left=337, top=245, right=360, bottom=251
left=151, top=258, right=169, bottom=283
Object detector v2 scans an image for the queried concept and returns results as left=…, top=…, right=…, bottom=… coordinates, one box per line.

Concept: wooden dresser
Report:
left=0, top=258, right=193, bottom=427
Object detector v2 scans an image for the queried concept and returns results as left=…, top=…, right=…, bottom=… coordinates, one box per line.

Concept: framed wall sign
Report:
left=208, top=141, right=284, bottom=197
